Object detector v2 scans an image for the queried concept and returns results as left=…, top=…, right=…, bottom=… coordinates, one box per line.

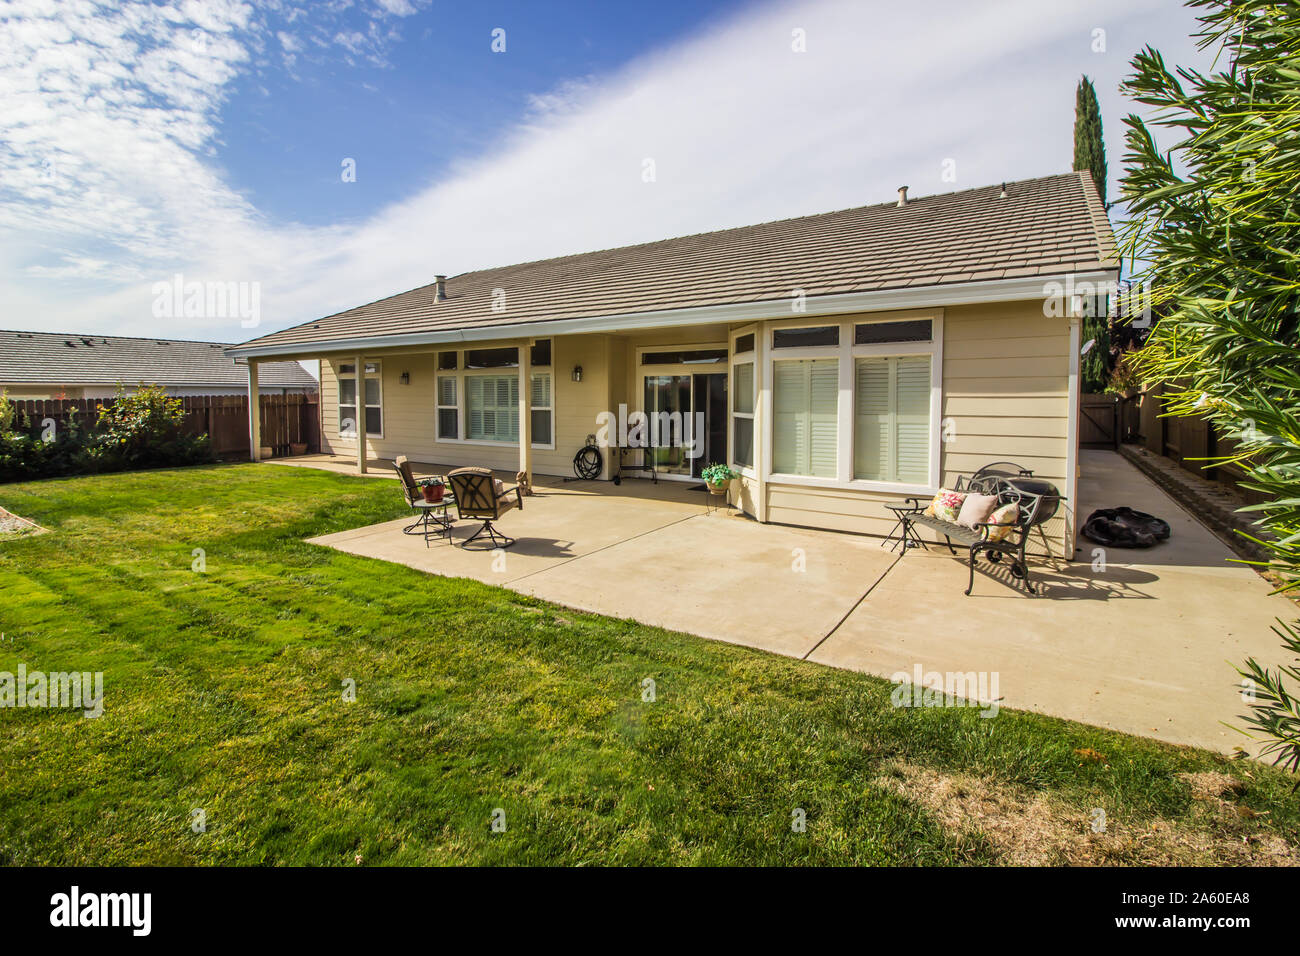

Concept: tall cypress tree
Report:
left=1073, top=75, right=1107, bottom=205
left=1074, top=75, right=1110, bottom=391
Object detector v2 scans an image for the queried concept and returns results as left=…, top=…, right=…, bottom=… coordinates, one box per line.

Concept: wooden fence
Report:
left=8, top=393, right=319, bottom=461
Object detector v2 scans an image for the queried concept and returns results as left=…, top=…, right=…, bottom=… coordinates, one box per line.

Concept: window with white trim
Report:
left=467, top=374, right=519, bottom=442
left=530, top=371, right=552, bottom=445
left=773, top=358, right=838, bottom=477
left=437, top=374, right=458, bottom=440
left=338, top=361, right=382, bottom=438
left=729, top=326, right=756, bottom=472
left=765, top=313, right=940, bottom=488
left=854, top=356, right=931, bottom=483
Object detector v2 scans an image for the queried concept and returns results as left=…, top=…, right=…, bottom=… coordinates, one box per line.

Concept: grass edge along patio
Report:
left=229, top=172, right=1117, bottom=558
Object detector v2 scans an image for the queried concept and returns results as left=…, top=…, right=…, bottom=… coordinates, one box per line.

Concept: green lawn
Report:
left=0, top=463, right=1295, bottom=866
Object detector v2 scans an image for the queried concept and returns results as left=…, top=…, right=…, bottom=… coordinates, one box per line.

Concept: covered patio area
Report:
left=287, top=450, right=1297, bottom=754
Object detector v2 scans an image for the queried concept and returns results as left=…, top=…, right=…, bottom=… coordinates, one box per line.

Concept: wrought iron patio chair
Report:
left=447, top=466, right=523, bottom=549
left=393, top=455, right=452, bottom=546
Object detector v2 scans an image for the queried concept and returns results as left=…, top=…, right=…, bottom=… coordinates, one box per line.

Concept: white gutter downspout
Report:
left=1065, top=311, right=1082, bottom=560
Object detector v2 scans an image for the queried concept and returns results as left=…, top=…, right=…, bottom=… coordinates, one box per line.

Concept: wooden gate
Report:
left=1079, top=394, right=1119, bottom=449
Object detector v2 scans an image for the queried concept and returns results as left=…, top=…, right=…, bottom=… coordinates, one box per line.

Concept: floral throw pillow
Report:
left=984, top=502, right=1020, bottom=541
left=924, top=489, right=967, bottom=523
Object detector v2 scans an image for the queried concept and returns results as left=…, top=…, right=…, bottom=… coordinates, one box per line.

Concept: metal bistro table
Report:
left=403, top=492, right=456, bottom=546
left=883, top=501, right=927, bottom=552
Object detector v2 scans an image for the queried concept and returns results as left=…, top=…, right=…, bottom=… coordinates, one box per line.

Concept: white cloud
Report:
left=0, top=0, right=1214, bottom=344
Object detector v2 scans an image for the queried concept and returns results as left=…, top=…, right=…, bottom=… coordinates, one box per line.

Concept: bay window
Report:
left=765, top=313, right=940, bottom=489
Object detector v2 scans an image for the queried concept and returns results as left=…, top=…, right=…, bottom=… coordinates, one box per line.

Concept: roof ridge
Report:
left=448, top=172, right=1083, bottom=278
left=1073, top=170, right=1118, bottom=268
left=0, top=329, right=239, bottom=347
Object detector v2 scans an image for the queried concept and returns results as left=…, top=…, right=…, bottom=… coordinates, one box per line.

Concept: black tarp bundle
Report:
left=1081, top=507, right=1171, bottom=548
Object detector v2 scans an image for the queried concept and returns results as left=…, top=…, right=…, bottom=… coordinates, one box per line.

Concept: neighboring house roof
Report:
left=0, top=330, right=318, bottom=389
left=236, top=171, right=1117, bottom=354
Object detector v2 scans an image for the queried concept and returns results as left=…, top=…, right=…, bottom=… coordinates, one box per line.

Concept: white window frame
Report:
left=529, top=369, right=554, bottom=447
left=436, top=372, right=459, bottom=441
left=763, top=310, right=942, bottom=495
left=729, top=326, right=757, bottom=477
left=434, top=343, right=555, bottom=450
left=337, top=359, right=383, bottom=439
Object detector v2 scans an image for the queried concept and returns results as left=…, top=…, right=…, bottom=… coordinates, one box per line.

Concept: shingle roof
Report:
left=239, top=171, right=1116, bottom=352
left=0, top=330, right=318, bottom=388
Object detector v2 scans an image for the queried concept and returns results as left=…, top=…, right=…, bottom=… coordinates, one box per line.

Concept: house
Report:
left=0, top=330, right=318, bottom=400
left=228, top=172, right=1118, bottom=556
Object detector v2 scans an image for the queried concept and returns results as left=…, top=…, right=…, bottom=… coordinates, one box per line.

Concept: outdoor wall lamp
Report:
left=572, top=365, right=583, bottom=382
left=399, top=371, right=410, bottom=385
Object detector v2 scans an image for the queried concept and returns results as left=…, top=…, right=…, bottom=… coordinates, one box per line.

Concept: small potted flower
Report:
left=419, top=476, right=446, bottom=503
left=700, top=462, right=738, bottom=496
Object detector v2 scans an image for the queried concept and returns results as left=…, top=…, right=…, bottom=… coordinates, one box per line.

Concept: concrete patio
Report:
left=292, top=450, right=1298, bottom=754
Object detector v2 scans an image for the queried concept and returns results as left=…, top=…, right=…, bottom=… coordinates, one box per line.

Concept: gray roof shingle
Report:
left=238, top=171, right=1117, bottom=353
left=0, top=331, right=318, bottom=388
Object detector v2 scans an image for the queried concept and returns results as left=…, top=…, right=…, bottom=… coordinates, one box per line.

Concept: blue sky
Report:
left=0, top=0, right=1212, bottom=351
left=221, top=1, right=752, bottom=227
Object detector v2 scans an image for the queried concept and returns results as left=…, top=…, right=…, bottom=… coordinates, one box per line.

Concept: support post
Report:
left=248, top=360, right=261, bottom=461
left=518, top=340, right=532, bottom=486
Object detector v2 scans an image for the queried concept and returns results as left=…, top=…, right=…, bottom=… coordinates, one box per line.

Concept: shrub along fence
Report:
left=7, top=393, right=319, bottom=461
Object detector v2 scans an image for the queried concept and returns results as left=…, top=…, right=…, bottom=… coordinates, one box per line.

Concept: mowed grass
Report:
left=0, top=463, right=1295, bottom=866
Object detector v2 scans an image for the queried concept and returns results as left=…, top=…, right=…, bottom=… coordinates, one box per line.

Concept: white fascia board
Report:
left=226, top=270, right=1118, bottom=360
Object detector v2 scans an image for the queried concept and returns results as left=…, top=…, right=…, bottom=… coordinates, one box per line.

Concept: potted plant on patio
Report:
left=701, top=463, right=738, bottom=496
left=419, top=476, right=446, bottom=503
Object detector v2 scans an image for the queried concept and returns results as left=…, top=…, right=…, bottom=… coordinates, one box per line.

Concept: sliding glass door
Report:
left=643, top=374, right=693, bottom=474
left=642, top=372, right=727, bottom=477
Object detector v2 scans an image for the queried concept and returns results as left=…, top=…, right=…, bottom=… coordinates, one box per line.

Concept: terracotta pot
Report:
left=259, top=445, right=274, bottom=459
left=289, top=442, right=308, bottom=456
left=422, top=485, right=445, bottom=503
left=706, top=480, right=729, bottom=495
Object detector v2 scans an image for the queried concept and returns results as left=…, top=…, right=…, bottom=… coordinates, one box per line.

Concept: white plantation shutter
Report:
left=530, top=372, right=550, bottom=408
left=467, top=375, right=520, bottom=442
left=530, top=372, right=552, bottom=444
left=894, top=357, right=930, bottom=483
left=808, top=360, right=838, bottom=477
left=773, top=359, right=838, bottom=478
left=733, top=362, right=754, bottom=414
left=854, top=358, right=890, bottom=480
left=438, top=376, right=456, bottom=407
left=854, top=356, right=931, bottom=482
left=468, top=377, right=485, bottom=438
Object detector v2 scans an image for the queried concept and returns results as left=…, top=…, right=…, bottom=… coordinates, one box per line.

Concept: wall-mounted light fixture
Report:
left=399, top=371, right=410, bottom=385
left=571, top=365, right=583, bottom=383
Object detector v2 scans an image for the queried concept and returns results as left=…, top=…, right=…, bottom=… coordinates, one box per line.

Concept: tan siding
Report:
left=320, top=336, right=613, bottom=478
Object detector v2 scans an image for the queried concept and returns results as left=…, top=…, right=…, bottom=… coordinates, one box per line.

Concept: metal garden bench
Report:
left=896, top=463, right=1061, bottom=596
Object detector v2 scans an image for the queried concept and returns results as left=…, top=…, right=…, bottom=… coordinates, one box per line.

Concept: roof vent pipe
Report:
left=999, top=182, right=1007, bottom=199
left=897, top=186, right=908, bottom=207
left=434, top=275, right=448, bottom=302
